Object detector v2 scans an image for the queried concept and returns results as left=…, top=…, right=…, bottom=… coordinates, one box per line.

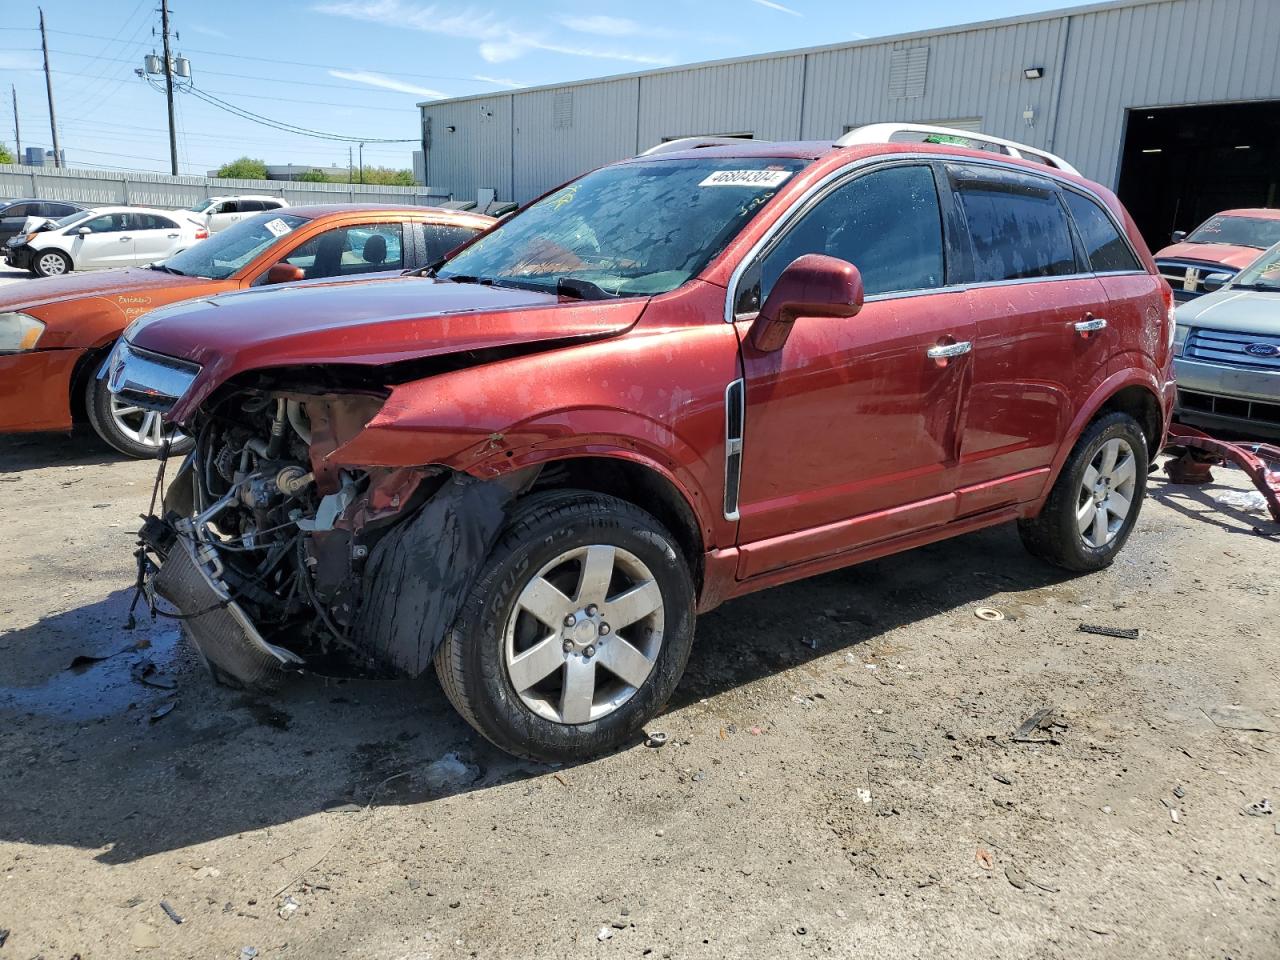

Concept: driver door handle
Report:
left=167, top=233, right=179, bottom=238
left=926, top=341, right=973, bottom=359
left=1074, top=316, right=1108, bottom=335
left=119, top=236, right=132, bottom=242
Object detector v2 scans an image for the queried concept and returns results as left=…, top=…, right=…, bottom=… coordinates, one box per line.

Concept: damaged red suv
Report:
left=114, top=127, right=1175, bottom=762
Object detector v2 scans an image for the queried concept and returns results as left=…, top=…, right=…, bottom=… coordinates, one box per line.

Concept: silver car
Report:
left=1174, top=241, right=1280, bottom=438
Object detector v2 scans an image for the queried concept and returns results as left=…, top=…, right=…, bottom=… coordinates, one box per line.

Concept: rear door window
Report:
left=238, top=199, right=264, bottom=213
left=284, top=223, right=405, bottom=279
left=738, top=163, right=945, bottom=312
left=951, top=165, right=1077, bottom=282
left=425, top=223, right=482, bottom=263
left=1062, top=191, right=1142, bottom=273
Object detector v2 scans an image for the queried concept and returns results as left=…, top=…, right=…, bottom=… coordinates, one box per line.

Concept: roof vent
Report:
left=888, top=47, right=929, bottom=99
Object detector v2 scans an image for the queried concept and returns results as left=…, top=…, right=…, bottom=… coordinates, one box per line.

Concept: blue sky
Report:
left=1, top=0, right=1094, bottom=175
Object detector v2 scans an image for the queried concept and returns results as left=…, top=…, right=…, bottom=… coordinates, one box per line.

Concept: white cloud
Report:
left=315, top=0, right=673, bottom=65
left=752, top=0, right=802, bottom=15
left=0, top=52, right=41, bottom=71
left=189, top=24, right=230, bottom=39
left=557, top=15, right=647, bottom=37
left=473, top=74, right=527, bottom=88
left=329, top=69, right=447, bottom=98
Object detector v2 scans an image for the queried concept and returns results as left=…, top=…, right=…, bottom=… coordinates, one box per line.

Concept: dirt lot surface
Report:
left=1, top=424, right=1277, bottom=960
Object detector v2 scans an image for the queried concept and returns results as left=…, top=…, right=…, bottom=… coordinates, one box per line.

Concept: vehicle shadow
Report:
left=0, top=522, right=1073, bottom=865
left=0, top=428, right=124, bottom=472
left=1148, top=470, right=1279, bottom=539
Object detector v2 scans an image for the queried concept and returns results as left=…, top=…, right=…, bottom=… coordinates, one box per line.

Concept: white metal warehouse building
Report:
left=417, top=0, right=1279, bottom=248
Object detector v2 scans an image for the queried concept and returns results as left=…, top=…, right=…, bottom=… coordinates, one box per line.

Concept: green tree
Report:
left=0, top=142, right=14, bottom=165
left=295, top=168, right=330, bottom=182
left=216, top=156, right=268, bottom=180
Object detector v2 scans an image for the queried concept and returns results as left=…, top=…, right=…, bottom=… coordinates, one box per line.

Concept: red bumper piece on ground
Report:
left=1163, top=422, right=1280, bottom=523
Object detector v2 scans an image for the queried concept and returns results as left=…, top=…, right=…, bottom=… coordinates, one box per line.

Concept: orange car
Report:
left=0, top=204, right=493, bottom=456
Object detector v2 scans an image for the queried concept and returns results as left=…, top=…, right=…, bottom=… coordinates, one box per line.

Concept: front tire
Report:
left=33, top=249, right=71, bottom=278
left=1018, top=411, right=1148, bottom=571
left=435, top=491, right=696, bottom=763
left=85, top=356, right=194, bottom=459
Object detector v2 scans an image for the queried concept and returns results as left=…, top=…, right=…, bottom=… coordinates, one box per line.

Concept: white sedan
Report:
left=4, top=206, right=208, bottom=277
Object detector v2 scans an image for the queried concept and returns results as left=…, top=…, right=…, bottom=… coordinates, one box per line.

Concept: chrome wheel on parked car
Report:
left=1076, top=437, right=1137, bottom=549
left=109, top=397, right=187, bottom=452
left=505, top=544, right=664, bottom=725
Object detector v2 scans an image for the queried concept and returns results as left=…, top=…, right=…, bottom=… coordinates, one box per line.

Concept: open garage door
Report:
left=1117, top=101, right=1280, bottom=251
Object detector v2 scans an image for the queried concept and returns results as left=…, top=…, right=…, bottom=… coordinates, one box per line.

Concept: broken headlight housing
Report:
left=0, top=312, right=45, bottom=353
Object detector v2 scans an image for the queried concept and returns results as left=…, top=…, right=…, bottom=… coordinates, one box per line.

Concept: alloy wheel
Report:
left=109, top=397, right=185, bottom=450
left=37, top=252, right=67, bottom=275
left=1076, top=437, right=1137, bottom=549
left=503, top=544, right=664, bottom=725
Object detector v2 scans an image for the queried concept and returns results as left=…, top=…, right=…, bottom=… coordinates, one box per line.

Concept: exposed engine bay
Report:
left=136, top=387, right=521, bottom=688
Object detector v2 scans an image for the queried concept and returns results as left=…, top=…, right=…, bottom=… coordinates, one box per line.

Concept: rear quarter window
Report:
left=425, top=223, right=482, bottom=262
left=1062, top=191, right=1141, bottom=273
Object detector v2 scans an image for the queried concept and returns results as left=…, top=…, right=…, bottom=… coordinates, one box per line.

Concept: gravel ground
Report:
left=1, top=416, right=1277, bottom=959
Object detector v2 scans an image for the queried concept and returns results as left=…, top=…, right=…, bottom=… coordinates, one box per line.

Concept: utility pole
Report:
left=348, top=145, right=353, bottom=183
left=38, top=8, right=61, bottom=168
left=11, top=85, right=20, bottom=162
left=358, top=142, right=364, bottom=185
left=159, top=0, right=178, bottom=175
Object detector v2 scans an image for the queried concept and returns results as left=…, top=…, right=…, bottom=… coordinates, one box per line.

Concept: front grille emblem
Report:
left=1244, top=342, right=1280, bottom=359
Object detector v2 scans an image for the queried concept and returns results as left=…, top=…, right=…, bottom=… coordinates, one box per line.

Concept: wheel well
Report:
left=1096, top=384, right=1162, bottom=456
left=528, top=456, right=706, bottom=593
left=68, top=341, right=114, bottom=424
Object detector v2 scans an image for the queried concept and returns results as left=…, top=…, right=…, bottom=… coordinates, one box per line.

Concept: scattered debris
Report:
left=552, top=772, right=569, bottom=787
left=1078, top=623, right=1140, bottom=640
left=692, top=770, right=707, bottom=783
left=1203, top=705, right=1277, bottom=733
left=149, top=700, right=177, bottom=723
left=1012, top=706, right=1061, bottom=744
left=1170, top=809, right=1181, bottom=823
left=1212, top=489, right=1272, bottom=516
left=159, top=901, right=184, bottom=925
left=993, top=773, right=1012, bottom=785
left=974, top=608, right=1005, bottom=622
left=1005, top=867, right=1058, bottom=893
left=193, top=866, right=222, bottom=880
left=1173, top=784, right=1186, bottom=799
left=278, top=895, right=300, bottom=919
left=597, top=926, right=614, bottom=942
left=1243, top=799, right=1273, bottom=817
left=131, top=658, right=177, bottom=690
left=240, top=949, right=259, bottom=960
left=856, top=788, right=872, bottom=804
left=0, top=929, right=8, bottom=948
left=976, top=849, right=994, bottom=870
left=423, top=752, right=481, bottom=794
left=644, top=731, right=668, bottom=748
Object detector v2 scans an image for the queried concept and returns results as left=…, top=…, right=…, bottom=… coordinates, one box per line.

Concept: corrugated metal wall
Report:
left=421, top=0, right=1280, bottom=203
left=0, top=164, right=451, bottom=208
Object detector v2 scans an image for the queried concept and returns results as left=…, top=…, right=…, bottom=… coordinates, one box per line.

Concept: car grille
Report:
left=1178, top=388, right=1280, bottom=427
left=1157, top=259, right=1221, bottom=297
left=1184, top=328, right=1280, bottom=371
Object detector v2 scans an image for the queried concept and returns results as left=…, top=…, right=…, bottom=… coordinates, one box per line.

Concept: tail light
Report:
left=194, top=228, right=209, bottom=240
left=1161, top=282, right=1177, bottom=357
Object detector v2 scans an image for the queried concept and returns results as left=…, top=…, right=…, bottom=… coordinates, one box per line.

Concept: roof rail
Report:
left=638, top=136, right=763, bottom=156
left=836, top=123, right=1079, bottom=175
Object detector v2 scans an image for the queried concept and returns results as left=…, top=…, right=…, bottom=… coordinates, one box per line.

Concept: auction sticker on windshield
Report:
left=264, top=218, right=293, bottom=237
left=699, top=169, right=793, bottom=188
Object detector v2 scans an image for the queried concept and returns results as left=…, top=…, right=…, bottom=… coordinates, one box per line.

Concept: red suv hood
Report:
left=1152, top=241, right=1262, bottom=270
left=129, top=276, right=648, bottom=419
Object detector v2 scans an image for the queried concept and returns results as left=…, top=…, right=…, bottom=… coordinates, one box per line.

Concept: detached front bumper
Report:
left=0, top=349, right=82, bottom=433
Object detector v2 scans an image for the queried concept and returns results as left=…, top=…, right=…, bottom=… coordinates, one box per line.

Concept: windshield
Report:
left=1186, top=214, right=1280, bottom=249
left=438, top=157, right=808, bottom=296
left=159, top=212, right=307, bottom=279
left=1230, top=241, right=1280, bottom=291
left=53, top=210, right=94, bottom=230
left=185, top=200, right=213, bottom=213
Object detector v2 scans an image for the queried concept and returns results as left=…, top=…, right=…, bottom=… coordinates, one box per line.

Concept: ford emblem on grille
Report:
left=1244, top=342, right=1280, bottom=358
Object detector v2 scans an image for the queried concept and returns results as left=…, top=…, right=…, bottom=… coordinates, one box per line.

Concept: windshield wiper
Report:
left=556, top=277, right=618, bottom=300
left=441, top=274, right=493, bottom=285
left=149, top=263, right=185, bottom=276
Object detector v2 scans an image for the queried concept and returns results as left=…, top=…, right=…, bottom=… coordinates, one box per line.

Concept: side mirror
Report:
left=266, top=262, right=305, bottom=284
left=1202, top=271, right=1233, bottom=293
left=1170, top=230, right=1187, bottom=243
left=749, top=253, right=864, bottom=353
left=77, top=226, right=92, bottom=236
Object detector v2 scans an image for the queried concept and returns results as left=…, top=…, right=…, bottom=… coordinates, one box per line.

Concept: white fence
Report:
left=0, top=163, right=452, bottom=209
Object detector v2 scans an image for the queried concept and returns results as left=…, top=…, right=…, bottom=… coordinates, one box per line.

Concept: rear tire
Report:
left=85, top=355, right=194, bottom=459
left=1018, top=411, right=1148, bottom=571
left=435, top=490, right=696, bottom=763
left=33, top=249, right=71, bottom=278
